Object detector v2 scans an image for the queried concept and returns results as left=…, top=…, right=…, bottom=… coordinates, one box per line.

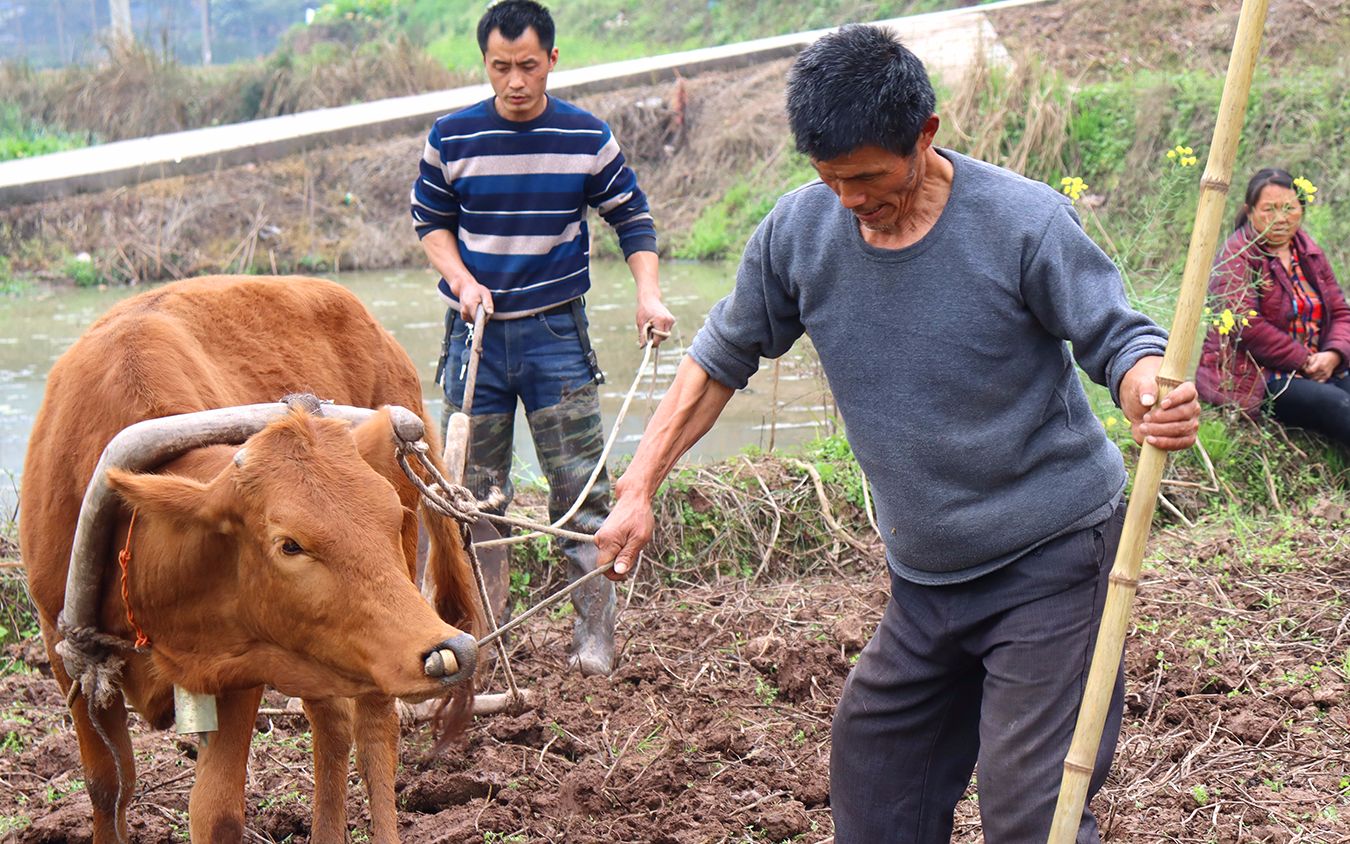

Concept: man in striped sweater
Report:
left=411, top=0, right=674, bottom=676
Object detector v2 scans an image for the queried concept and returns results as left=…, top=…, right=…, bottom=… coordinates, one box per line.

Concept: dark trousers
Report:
left=1267, top=371, right=1350, bottom=450
left=830, top=505, right=1126, bottom=844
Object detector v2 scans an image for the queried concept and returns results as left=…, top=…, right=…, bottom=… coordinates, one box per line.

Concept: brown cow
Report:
left=20, top=275, right=483, bottom=843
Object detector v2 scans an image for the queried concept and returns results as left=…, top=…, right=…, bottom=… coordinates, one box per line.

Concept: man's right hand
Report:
left=595, top=487, right=656, bottom=581
left=451, top=276, right=494, bottom=322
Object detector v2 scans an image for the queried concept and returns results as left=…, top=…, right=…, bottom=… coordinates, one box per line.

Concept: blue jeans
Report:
left=443, top=305, right=596, bottom=415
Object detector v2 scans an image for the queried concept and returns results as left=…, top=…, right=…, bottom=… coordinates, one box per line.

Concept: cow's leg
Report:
left=45, top=629, right=136, bottom=844
left=189, top=685, right=263, bottom=842
left=302, top=696, right=355, bottom=844
left=353, top=694, right=401, bottom=844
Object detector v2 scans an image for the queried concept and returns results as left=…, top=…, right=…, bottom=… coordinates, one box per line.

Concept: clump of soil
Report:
left=3, top=515, right=1348, bottom=842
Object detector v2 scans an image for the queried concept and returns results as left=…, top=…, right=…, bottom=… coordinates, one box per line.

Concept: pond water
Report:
left=0, top=259, right=832, bottom=514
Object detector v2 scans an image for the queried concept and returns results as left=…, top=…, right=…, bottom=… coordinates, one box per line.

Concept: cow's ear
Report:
left=106, top=469, right=237, bottom=532
left=352, top=408, right=402, bottom=481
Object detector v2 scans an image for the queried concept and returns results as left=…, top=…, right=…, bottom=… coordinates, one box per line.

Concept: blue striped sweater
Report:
left=411, top=96, right=657, bottom=314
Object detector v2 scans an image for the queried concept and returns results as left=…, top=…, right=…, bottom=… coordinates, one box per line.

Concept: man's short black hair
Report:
left=786, top=24, right=936, bottom=161
left=477, top=0, right=555, bottom=54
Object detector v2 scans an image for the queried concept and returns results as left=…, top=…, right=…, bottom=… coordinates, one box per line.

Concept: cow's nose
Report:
left=423, top=633, right=477, bottom=683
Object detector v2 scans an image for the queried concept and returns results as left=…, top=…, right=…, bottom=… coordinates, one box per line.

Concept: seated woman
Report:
left=1197, top=167, right=1350, bottom=449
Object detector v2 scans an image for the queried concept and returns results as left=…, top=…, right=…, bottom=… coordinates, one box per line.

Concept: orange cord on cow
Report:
left=116, top=510, right=150, bottom=649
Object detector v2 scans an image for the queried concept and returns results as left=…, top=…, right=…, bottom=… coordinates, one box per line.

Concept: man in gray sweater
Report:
left=595, top=25, right=1200, bottom=843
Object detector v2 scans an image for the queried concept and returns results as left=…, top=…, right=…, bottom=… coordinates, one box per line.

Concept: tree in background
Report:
left=199, top=0, right=211, bottom=65
left=110, top=0, right=133, bottom=47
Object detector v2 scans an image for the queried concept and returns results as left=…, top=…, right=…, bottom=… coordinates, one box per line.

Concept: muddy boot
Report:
left=527, top=384, right=615, bottom=676
left=564, top=538, right=616, bottom=676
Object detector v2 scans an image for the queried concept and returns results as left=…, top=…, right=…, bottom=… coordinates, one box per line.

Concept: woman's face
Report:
left=1247, top=184, right=1303, bottom=248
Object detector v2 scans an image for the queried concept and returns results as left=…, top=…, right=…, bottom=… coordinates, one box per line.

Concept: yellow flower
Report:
left=1247, top=310, right=1258, bottom=317
left=1293, top=176, right=1318, bottom=204
left=1214, top=308, right=1237, bottom=336
left=1104, top=417, right=1118, bottom=428
left=1166, top=144, right=1197, bottom=166
left=1059, top=176, right=1088, bottom=202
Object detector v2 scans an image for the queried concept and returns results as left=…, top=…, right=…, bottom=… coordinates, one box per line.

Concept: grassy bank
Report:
left=0, top=37, right=469, bottom=155
left=681, top=54, right=1349, bottom=278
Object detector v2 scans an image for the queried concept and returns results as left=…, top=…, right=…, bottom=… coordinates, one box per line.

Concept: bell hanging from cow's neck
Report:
left=173, top=685, right=219, bottom=744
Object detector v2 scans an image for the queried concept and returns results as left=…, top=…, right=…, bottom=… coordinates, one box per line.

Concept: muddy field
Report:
left=2, top=513, right=1348, bottom=843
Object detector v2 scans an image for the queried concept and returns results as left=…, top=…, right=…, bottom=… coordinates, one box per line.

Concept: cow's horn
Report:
left=62, top=402, right=426, bottom=648
left=232, top=448, right=248, bottom=468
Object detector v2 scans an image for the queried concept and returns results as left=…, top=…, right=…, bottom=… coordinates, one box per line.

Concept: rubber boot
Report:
left=527, top=383, right=615, bottom=676
left=562, top=538, right=616, bottom=677
left=442, top=404, right=516, bottom=514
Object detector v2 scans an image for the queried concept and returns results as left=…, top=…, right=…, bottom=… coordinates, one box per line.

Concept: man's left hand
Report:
left=636, top=295, right=676, bottom=347
left=1119, top=355, right=1200, bottom=451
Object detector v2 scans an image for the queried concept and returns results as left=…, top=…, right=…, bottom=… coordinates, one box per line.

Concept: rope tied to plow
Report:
left=395, top=434, right=614, bottom=710
left=397, top=322, right=669, bottom=706
left=395, top=440, right=482, bottom=524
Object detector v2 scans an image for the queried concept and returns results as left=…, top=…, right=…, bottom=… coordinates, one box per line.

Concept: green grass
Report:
left=0, top=103, right=90, bottom=162
left=0, top=816, right=31, bottom=837
left=61, top=253, right=104, bottom=288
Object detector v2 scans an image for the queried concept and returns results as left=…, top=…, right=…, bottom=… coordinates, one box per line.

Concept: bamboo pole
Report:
left=1046, top=1, right=1270, bottom=840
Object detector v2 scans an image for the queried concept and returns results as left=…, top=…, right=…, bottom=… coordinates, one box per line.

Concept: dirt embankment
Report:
left=0, top=58, right=791, bottom=287
left=6, top=0, right=1347, bottom=288
left=996, top=0, right=1350, bottom=78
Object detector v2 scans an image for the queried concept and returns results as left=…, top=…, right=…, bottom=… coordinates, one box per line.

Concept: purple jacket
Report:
left=1196, top=227, right=1350, bottom=415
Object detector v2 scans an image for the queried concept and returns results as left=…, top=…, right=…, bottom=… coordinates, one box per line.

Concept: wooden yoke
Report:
left=1046, top=2, right=1272, bottom=841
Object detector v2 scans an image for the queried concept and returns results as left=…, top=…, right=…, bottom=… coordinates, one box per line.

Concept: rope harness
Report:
left=55, top=610, right=148, bottom=844
left=405, top=318, right=670, bottom=707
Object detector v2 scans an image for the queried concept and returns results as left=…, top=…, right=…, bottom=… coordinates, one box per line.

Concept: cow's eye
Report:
left=280, top=539, right=304, bottom=556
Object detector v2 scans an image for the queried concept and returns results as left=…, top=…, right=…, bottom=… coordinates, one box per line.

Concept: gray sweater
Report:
left=689, top=149, right=1168, bottom=584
